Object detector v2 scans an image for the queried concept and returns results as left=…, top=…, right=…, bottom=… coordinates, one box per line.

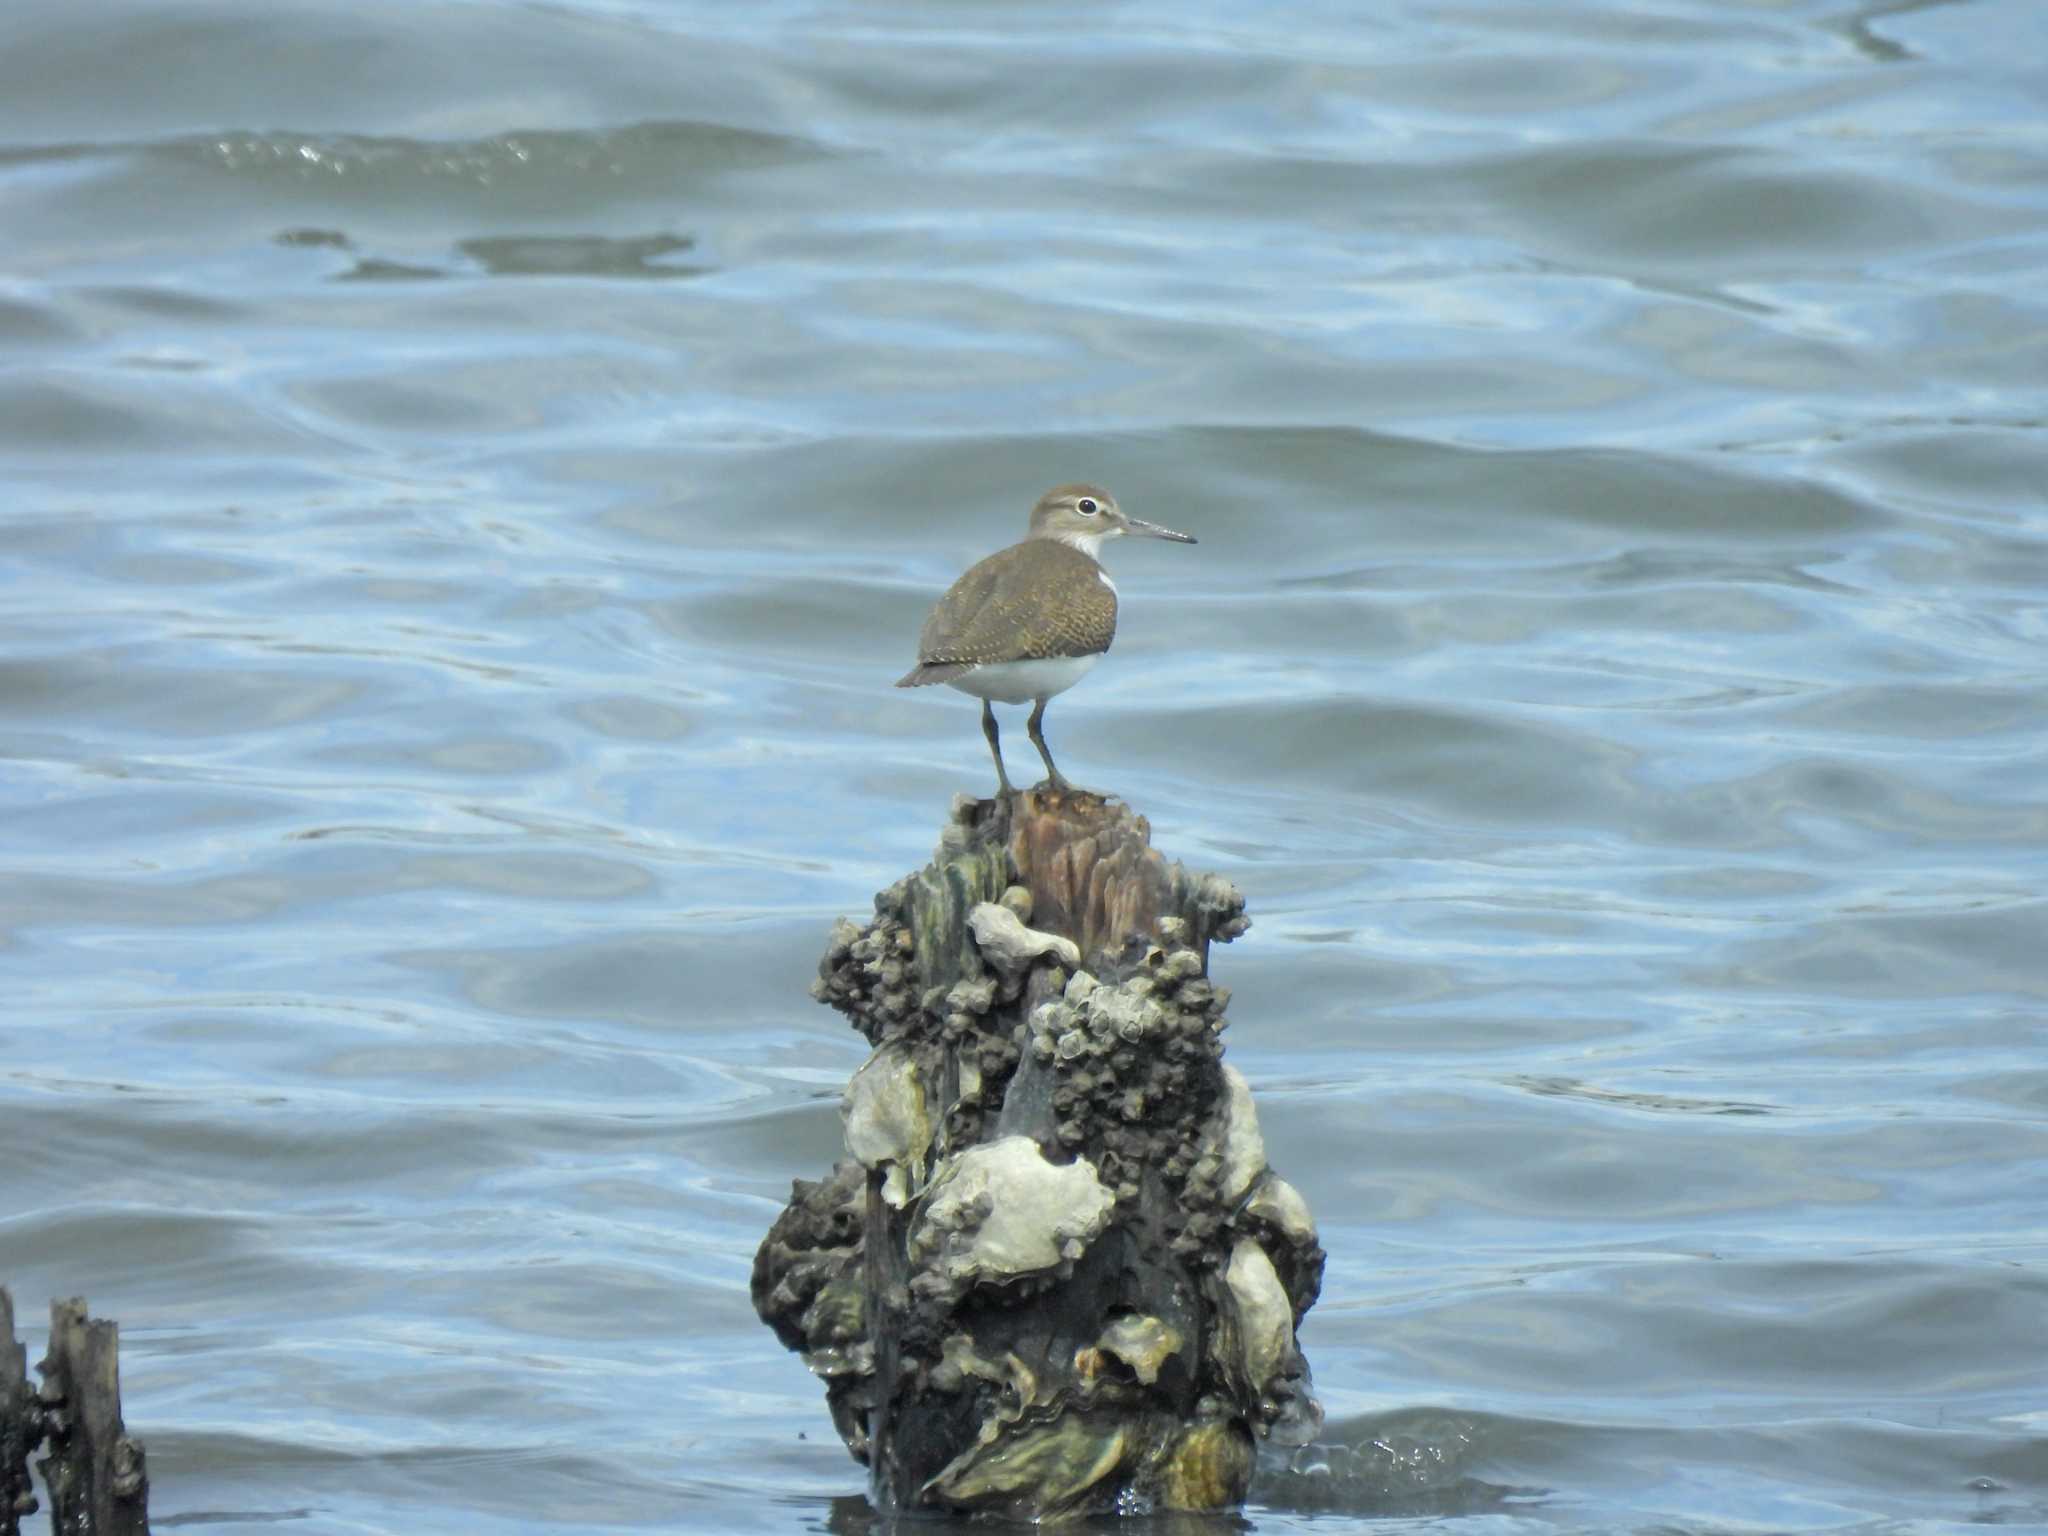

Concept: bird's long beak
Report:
left=1125, top=516, right=1197, bottom=544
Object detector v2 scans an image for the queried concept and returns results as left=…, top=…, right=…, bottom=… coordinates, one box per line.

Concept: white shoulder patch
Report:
left=1098, top=569, right=1118, bottom=593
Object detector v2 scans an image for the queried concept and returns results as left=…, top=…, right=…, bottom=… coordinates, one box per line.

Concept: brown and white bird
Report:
left=896, top=483, right=1196, bottom=796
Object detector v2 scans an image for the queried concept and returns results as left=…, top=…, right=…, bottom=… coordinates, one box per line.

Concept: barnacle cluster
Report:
left=1189, top=871, right=1253, bottom=948
left=812, top=888, right=921, bottom=1048
left=815, top=872, right=1062, bottom=1148
left=748, top=1159, right=873, bottom=1461
left=1023, top=919, right=1233, bottom=1230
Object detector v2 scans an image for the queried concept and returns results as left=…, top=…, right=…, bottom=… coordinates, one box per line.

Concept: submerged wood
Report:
left=753, top=788, right=1323, bottom=1521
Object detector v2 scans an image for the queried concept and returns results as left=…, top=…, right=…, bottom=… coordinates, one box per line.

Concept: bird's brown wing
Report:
left=905, top=542, right=1117, bottom=677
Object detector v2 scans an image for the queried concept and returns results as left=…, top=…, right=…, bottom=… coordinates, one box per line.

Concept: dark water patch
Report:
left=0, top=651, right=367, bottom=735
left=456, top=233, right=710, bottom=280
left=0, top=373, right=319, bottom=455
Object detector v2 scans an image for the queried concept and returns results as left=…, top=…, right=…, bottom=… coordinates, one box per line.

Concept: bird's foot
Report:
left=1030, top=774, right=1102, bottom=804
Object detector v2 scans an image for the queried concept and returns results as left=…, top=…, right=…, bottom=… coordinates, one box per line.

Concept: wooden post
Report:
left=2, top=1288, right=38, bottom=1536
left=35, top=1298, right=149, bottom=1536
left=755, top=789, right=1323, bottom=1520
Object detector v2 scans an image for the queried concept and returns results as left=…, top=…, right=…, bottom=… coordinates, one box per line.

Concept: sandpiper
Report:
left=897, top=483, right=1196, bottom=797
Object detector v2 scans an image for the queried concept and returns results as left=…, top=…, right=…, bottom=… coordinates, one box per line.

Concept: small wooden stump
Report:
left=754, top=789, right=1322, bottom=1521
left=2, top=1289, right=36, bottom=1536
left=40, top=1297, right=150, bottom=1536
left=0, top=1291, right=150, bottom=1536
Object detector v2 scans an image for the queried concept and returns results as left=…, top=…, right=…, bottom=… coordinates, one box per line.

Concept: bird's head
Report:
left=1026, top=484, right=1197, bottom=556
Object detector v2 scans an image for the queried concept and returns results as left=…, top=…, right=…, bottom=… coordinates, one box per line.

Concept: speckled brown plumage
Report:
left=899, top=539, right=1117, bottom=680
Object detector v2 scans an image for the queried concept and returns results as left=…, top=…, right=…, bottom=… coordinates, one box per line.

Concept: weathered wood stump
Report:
left=0, top=1291, right=150, bottom=1536
left=1, top=1290, right=33, bottom=1536
left=753, top=789, right=1322, bottom=1521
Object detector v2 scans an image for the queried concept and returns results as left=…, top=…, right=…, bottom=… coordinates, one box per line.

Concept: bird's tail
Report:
left=896, top=661, right=972, bottom=688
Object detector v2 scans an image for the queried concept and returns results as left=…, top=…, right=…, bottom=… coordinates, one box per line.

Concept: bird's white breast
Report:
left=946, top=654, right=1101, bottom=704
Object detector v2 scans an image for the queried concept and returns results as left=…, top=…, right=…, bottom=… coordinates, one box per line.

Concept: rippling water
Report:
left=3, top=0, right=2045, bottom=1531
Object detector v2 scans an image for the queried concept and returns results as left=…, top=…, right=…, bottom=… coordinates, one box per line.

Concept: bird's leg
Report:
left=982, top=700, right=1015, bottom=799
left=1026, top=697, right=1072, bottom=793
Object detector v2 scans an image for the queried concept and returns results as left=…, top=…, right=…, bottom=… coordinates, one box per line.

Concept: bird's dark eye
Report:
left=1076, top=498, right=1099, bottom=516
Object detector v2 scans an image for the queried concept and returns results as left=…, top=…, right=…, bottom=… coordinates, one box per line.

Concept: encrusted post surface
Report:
left=753, top=789, right=1323, bottom=1521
